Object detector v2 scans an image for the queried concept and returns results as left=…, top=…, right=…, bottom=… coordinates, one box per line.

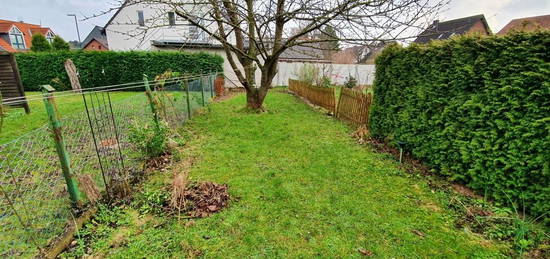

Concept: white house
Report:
left=104, top=2, right=376, bottom=87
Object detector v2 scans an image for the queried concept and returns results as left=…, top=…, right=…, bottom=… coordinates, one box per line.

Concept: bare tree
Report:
left=104, top=0, right=447, bottom=110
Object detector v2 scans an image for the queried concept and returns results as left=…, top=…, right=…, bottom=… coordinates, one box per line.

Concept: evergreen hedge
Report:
left=370, top=32, right=549, bottom=217
left=15, top=51, right=223, bottom=91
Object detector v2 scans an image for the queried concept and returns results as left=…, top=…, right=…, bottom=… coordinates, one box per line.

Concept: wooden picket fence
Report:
left=336, top=88, right=373, bottom=126
left=288, top=79, right=335, bottom=113
left=289, top=79, right=372, bottom=126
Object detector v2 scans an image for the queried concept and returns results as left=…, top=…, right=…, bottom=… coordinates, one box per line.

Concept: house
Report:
left=331, top=42, right=389, bottom=64
left=0, top=19, right=55, bottom=52
left=497, top=14, right=550, bottom=35
left=81, top=26, right=109, bottom=51
left=413, top=14, right=491, bottom=44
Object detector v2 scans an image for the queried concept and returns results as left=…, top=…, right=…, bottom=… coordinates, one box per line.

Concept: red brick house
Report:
left=497, top=14, right=550, bottom=35
left=413, top=14, right=492, bottom=44
left=0, top=19, right=55, bottom=52
left=81, top=26, right=109, bottom=51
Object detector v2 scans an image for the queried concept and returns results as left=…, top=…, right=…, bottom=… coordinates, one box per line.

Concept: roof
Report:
left=104, top=0, right=129, bottom=28
left=0, top=19, right=54, bottom=52
left=497, top=14, right=550, bottom=35
left=0, top=38, right=15, bottom=52
left=82, top=26, right=109, bottom=49
left=331, top=42, right=388, bottom=64
left=414, top=14, right=491, bottom=44
left=279, top=43, right=329, bottom=62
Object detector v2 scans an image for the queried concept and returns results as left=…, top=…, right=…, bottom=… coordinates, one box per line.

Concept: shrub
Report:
left=128, top=120, right=170, bottom=159
left=369, top=32, right=550, bottom=217
left=343, top=75, right=357, bottom=88
left=51, top=36, right=70, bottom=51
left=30, top=34, right=51, bottom=52
left=15, top=51, right=223, bottom=91
left=295, top=63, right=320, bottom=85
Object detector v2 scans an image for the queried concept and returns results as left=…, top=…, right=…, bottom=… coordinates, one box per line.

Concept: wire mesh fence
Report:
left=0, top=73, right=218, bottom=258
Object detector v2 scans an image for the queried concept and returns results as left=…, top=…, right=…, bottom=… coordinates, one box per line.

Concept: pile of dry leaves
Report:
left=169, top=173, right=230, bottom=218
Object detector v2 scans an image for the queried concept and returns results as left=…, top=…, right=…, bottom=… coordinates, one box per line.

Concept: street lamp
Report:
left=67, top=14, right=81, bottom=44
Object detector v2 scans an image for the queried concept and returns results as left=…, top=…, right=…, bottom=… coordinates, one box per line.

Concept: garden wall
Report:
left=15, top=51, right=223, bottom=91
left=370, top=32, right=549, bottom=216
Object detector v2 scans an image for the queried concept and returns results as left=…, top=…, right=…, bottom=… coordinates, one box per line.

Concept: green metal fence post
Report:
left=41, top=85, right=83, bottom=207
left=143, top=74, right=160, bottom=126
left=210, top=74, right=215, bottom=98
left=184, top=78, right=191, bottom=119
left=200, top=76, right=206, bottom=106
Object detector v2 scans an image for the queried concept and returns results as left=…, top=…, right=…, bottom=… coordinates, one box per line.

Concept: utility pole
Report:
left=67, top=14, right=81, bottom=44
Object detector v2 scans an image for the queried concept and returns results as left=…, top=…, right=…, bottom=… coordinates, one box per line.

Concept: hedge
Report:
left=370, top=32, right=549, bottom=217
left=15, top=51, right=223, bottom=91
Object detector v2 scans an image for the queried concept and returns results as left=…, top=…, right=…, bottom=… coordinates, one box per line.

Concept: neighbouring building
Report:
left=331, top=42, right=390, bottom=65
left=413, top=14, right=492, bottom=44
left=497, top=14, right=550, bottom=35
left=0, top=19, right=55, bottom=52
left=81, top=26, right=109, bottom=51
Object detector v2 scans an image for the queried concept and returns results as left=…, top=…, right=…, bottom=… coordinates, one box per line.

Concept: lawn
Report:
left=0, top=91, right=139, bottom=144
left=63, top=91, right=508, bottom=258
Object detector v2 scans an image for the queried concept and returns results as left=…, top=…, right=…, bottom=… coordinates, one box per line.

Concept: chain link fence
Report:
left=0, top=73, right=218, bottom=258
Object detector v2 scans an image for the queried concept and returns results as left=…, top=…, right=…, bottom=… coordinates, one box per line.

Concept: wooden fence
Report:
left=288, top=79, right=335, bottom=113
left=336, top=88, right=373, bottom=126
left=289, top=79, right=373, bottom=126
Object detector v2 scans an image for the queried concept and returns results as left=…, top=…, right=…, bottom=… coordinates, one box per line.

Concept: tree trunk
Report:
left=246, top=88, right=266, bottom=110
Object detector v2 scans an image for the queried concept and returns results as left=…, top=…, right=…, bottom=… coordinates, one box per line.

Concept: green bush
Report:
left=15, top=51, right=223, bottom=91
left=128, top=120, right=170, bottom=159
left=370, top=32, right=550, bottom=217
left=51, top=36, right=70, bottom=51
left=30, top=34, right=51, bottom=52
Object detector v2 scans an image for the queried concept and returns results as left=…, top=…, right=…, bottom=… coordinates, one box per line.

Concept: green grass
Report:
left=0, top=91, right=139, bottom=144
left=65, top=91, right=509, bottom=258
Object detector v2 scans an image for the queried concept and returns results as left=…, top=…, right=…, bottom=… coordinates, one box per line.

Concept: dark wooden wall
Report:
left=0, top=53, right=29, bottom=113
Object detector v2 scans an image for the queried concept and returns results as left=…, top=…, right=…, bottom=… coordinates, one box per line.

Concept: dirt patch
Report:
left=169, top=181, right=230, bottom=218
left=146, top=153, right=172, bottom=171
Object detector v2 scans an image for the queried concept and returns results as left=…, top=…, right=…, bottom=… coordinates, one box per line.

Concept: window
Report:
left=9, top=26, right=25, bottom=49
left=168, top=12, right=176, bottom=26
left=137, top=10, right=145, bottom=26
left=46, top=31, right=54, bottom=43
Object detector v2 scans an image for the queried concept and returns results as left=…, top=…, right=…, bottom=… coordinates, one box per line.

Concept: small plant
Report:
left=128, top=120, right=169, bottom=158
left=319, top=76, right=332, bottom=88
left=344, top=75, right=357, bottom=89
left=295, top=64, right=320, bottom=85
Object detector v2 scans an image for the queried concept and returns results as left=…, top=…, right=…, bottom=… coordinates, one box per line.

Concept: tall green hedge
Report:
left=15, top=51, right=223, bottom=91
left=370, top=32, right=549, bottom=217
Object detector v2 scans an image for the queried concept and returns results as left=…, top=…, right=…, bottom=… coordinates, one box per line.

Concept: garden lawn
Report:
left=0, top=91, right=138, bottom=144
left=68, top=90, right=508, bottom=258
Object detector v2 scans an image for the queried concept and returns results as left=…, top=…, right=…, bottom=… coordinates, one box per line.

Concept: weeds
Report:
left=128, top=120, right=170, bottom=159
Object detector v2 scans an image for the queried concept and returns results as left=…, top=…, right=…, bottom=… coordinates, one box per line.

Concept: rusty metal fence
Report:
left=0, top=73, right=217, bottom=258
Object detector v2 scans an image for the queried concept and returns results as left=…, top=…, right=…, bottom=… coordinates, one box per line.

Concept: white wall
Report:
left=106, top=3, right=220, bottom=51
left=273, top=62, right=376, bottom=86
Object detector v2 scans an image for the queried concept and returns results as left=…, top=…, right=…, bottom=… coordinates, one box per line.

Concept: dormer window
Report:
left=9, top=26, right=25, bottom=49
left=46, top=31, right=55, bottom=43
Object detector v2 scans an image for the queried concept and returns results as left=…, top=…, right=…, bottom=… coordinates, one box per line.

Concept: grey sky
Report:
left=0, top=0, right=548, bottom=42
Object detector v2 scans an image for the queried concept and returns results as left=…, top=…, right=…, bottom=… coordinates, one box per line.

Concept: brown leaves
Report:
left=169, top=180, right=230, bottom=218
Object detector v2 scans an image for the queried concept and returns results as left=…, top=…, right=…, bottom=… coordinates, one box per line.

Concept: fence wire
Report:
left=0, top=73, right=217, bottom=258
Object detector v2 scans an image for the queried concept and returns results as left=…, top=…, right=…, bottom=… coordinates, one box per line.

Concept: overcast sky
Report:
left=0, top=0, right=549, bottom=42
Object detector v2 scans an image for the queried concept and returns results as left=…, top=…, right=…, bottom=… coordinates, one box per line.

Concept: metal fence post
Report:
left=200, top=76, right=206, bottom=106
left=184, top=78, right=192, bottom=119
left=143, top=74, right=160, bottom=126
left=41, top=85, right=83, bottom=207
left=210, top=74, right=215, bottom=98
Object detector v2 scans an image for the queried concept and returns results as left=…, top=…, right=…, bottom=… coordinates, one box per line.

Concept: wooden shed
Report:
left=0, top=52, right=29, bottom=113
